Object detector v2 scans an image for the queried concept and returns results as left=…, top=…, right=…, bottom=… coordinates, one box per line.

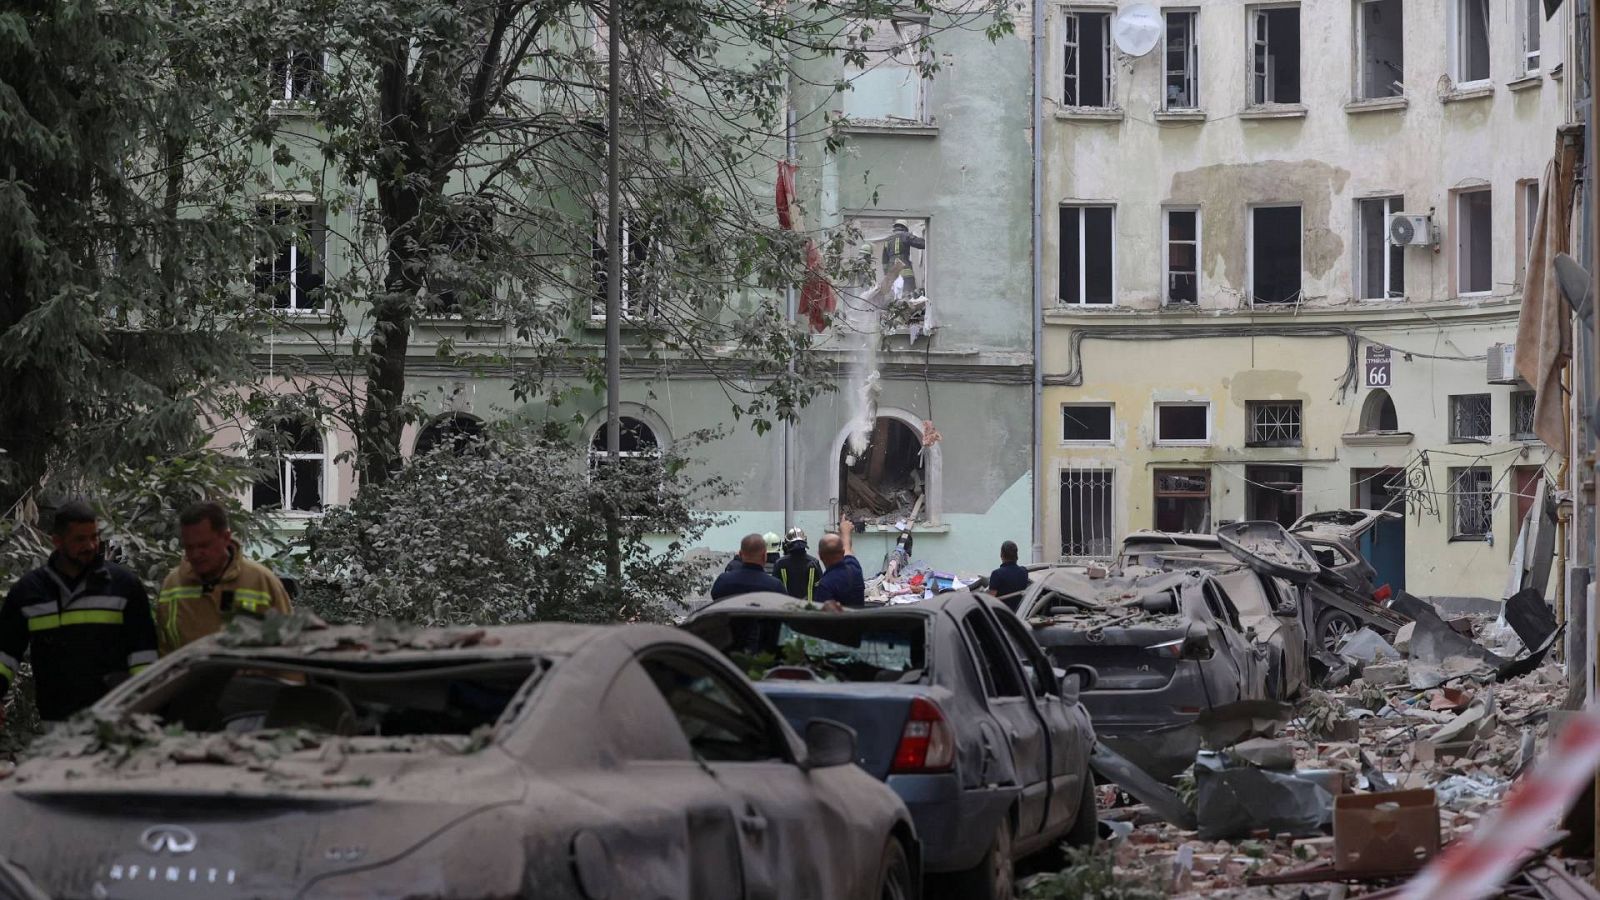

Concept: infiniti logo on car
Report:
left=140, top=825, right=198, bottom=855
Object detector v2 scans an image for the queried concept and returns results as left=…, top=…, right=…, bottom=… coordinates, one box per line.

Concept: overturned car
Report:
left=0, top=621, right=921, bottom=900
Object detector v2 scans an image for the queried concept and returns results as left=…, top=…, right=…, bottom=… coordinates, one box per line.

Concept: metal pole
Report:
left=604, top=0, right=623, bottom=600
left=783, top=101, right=797, bottom=532
left=1029, top=0, right=1045, bottom=564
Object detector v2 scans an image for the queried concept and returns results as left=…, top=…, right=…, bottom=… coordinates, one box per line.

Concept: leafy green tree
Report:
left=0, top=0, right=272, bottom=517
left=297, top=428, right=729, bottom=625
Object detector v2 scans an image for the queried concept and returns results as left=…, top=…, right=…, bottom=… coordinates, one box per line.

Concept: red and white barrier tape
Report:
left=1399, top=711, right=1600, bottom=900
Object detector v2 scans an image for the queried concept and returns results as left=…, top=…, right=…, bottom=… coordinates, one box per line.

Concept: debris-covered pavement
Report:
left=1027, top=598, right=1586, bottom=899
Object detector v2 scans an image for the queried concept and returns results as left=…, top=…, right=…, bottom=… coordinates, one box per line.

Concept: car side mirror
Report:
left=1061, top=664, right=1097, bottom=695
left=802, top=718, right=858, bottom=770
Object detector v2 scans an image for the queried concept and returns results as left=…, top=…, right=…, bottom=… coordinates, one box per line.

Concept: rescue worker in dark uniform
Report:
left=0, top=501, right=160, bottom=723
left=882, top=221, right=926, bottom=294
left=771, top=527, right=824, bottom=602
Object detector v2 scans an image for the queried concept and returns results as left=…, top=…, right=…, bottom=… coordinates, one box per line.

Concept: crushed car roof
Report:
left=184, top=612, right=623, bottom=660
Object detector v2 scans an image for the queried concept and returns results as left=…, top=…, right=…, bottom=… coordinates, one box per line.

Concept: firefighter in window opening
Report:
left=771, top=528, right=824, bottom=602
left=882, top=221, right=925, bottom=299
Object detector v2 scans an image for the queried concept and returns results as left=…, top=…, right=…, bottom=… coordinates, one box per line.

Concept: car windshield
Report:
left=700, top=615, right=926, bottom=683
left=125, top=657, right=541, bottom=738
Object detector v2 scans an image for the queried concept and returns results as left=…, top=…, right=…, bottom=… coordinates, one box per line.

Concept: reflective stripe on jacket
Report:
left=156, top=542, right=292, bottom=655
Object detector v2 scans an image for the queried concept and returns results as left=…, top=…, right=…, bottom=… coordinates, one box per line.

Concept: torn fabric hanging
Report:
left=775, top=161, right=837, bottom=332
left=1514, top=136, right=1578, bottom=451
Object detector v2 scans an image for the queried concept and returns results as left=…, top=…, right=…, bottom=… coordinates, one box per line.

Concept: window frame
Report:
left=1449, top=0, right=1492, bottom=87
left=1154, top=401, right=1211, bottom=446
left=1354, top=0, right=1404, bottom=100
left=1511, top=390, right=1537, bottom=441
left=1517, top=179, right=1540, bottom=283
left=250, top=419, right=328, bottom=515
left=1061, top=403, right=1114, bottom=444
left=1058, top=203, right=1115, bottom=306
left=1448, top=393, right=1492, bottom=444
left=1060, top=467, right=1115, bottom=558
left=1248, top=4, right=1302, bottom=106
left=841, top=17, right=933, bottom=124
left=635, top=647, right=795, bottom=764
left=591, top=203, right=661, bottom=321
left=1248, top=203, right=1304, bottom=306
left=1153, top=468, right=1212, bottom=534
left=1356, top=195, right=1406, bottom=301
left=1062, top=8, right=1114, bottom=108
left=1521, top=0, right=1542, bottom=75
left=1163, top=206, right=1201, bottom=306
left=269, top=48, right=324, bottom=105
left=1448, top=465, right=1495, bottom=541
left=255, top=199, right=327, bottom=314
left=1163, top=9, right=1200, bottom=110
left=1455, top=187, right=1494, bottom=297
left=959, top=610, right=1026, bottom=699
left=1246, top=400, right=1303, bottom=447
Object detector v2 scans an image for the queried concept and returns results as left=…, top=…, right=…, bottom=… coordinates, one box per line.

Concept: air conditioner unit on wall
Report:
left=1388, top=213, right=1437, bottom=247
left=1487, top=342, right=1519, bottom=384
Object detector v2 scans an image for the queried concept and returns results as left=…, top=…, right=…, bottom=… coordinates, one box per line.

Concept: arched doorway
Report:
left=414, top=413, right=485, bottom=456
left=1360, top=389, right=1399, bottom=432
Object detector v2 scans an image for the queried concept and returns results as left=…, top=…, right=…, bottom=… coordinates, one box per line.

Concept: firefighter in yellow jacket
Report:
left=155, top=501, right=293, bottom=655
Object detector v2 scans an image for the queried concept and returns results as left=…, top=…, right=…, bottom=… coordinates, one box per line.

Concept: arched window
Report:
left=415, top=413, right=485, bottom=457
left=839, top=417, right=929, bottom=524
left=589, top=416, right=660, bottom=464
left=252, top=419, right=324, bottom=513
left=1360, top=389, right=1399, bottom=432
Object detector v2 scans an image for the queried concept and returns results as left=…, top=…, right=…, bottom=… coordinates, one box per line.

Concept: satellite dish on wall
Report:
left=1111, top=4, right=1162, bottom=57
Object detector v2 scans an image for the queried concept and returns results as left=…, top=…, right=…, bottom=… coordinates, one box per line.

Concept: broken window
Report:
left=843, top=19, right=929, bottom=123
left=1512, top=390, right=1536, bottom=440
left=134, top=656, right=539, bottom=737
left=589, top=416, right=660, bottom=466
left=1165, top=208, right=1199, bottom=305
left=1358, top=196, right=1405, bottom=300
left=1059, top=205, right=1113, bottom=305
left=427, top=203, right=496, bottom=316
left=1449, top=466, right=1494, bottom=539
left=840, top=417, right=929, bottom=524
left=1061, top=468, right=1114, bottom=557
left=1251, top=205, right=1301, bottom=305
left=1451, top=0, right=1491, bottom=84
left=1356, top=0, right=1404, bottom=99
left=268, top=49, right=321, bottom=103
left=1245, top=465, right=1302, bottom=527
left=252, top=419, right=325, bottom=513
left=1249, top=6, right=1301, bottom=105
left=591, top=207, right=659, bottom=319
left=1063, top=10, right=1113, bottom=107
left=846, top=216, right=930, bottom=317
left=1522, top=0, right=1541, bottom=74
left=1063, top=404, right=1113, bottom=442
left=255, top=202, right=326, bottom=312
left=414, top=413, right=485, bottom=457
left=1360, top=389, right=1400, bottom=432
left=1155, top=402, right=1209, bottom=444
left=1247, top=400, right=1302, bottom=446
left=1456, top=188, right=1492, bottom=295
left=1154, top=468, right=1211, bottom=533
left=1449, top=393, right=1492, bottom=443
left=1164, top=10, right=1199, bottom=109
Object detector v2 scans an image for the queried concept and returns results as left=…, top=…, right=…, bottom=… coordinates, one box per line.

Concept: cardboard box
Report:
left=1333, top=789, right=1440, bottom=874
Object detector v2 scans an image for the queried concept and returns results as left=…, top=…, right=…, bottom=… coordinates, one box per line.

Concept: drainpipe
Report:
left=784, top=99, right=797, bottom=532
left=1030, top=0, right=1045, bottom=564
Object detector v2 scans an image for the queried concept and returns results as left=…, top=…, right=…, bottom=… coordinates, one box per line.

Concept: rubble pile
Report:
left=1028, top=600, right=1586, bottom=900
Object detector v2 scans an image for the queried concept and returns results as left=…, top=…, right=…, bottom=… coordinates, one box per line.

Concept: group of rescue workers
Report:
left=709, top=518, right=1033, bottom=612
left=0, top=500, right=292, bottom=724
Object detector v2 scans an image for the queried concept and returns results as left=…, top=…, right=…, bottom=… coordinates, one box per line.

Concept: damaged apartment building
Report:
left=1039, top=0, right=1572, bottom=600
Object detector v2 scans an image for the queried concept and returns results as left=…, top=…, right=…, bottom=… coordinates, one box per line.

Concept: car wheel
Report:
left=1316, top=609, right=1359, bottom=652
left=1066, top=771, right=1099, bottom=847
left=942, top=814, right=1014, bottom=900
left=876, top=837, right=916, bottom=900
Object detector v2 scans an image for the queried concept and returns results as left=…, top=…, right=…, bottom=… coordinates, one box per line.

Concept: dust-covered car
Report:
left=1288, top=510, right=1411, bottom=650
left=683, top=592, right=1097, bottom=900
left=0, top=621, right=921, bottom=900
left=1017, top=568, right=1269, bottom=780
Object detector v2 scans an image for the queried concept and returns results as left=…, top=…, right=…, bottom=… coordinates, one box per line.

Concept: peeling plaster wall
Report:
left=1041, top=0, right=1570, bottom=311
left=1040, top=0, right=1570, bottom=600
left=1042, top=318, right=1552, bottom=599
